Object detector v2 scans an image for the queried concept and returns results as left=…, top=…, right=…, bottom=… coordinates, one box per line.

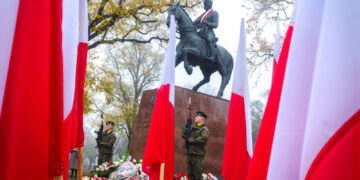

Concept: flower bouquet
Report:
left=108, top=156, right=149, bottom=180
left=82, top=175, right=107, bottom=180
left=89, top=161, right=119, bottom=178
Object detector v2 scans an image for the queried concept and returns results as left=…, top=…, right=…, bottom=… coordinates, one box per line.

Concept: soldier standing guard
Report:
left=183, top=111, right=210, bottom=180
left=193, top=0, right=218, bottom=62
left=98, top=121, right=116, bottom=165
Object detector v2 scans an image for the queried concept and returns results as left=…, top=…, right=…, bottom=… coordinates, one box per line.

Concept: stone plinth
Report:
left=129, top=86, right=229, bottom=176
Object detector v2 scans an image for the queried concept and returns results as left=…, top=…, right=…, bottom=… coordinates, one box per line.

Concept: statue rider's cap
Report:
left=106, top=121, right=114, bottom=125
left=196, top=111, right=207, bottom=119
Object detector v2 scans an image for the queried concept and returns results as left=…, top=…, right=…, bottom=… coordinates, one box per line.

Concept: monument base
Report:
left=129, top=86, right=229, bottom=176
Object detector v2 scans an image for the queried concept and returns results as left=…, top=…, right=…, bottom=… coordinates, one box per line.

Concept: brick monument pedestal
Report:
left=129, top=86, right=229, bottom=176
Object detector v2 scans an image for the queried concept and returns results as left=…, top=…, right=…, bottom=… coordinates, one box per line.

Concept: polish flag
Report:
left=266, top=0, right=326, bottom=179
left=272, top=20, right=281, bottom=83
left=246, top=2, right=298, bottom=180
left=142, top=15, right=176, bottom=180
left=300, top=1, right=360, bottom=179
left=221, top=18, right=253, bottom=180
left=60, top=0, right=88, bottom=178
left=0, top=0, right=63, bottom=179
left=0, top=0, right=87, bottom=179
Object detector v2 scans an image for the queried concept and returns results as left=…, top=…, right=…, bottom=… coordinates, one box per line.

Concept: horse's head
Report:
left=166, top=2, right=181, bottom=27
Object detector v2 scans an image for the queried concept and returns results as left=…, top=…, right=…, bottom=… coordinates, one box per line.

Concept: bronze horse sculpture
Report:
left=166, top=2, right=233, bottom=98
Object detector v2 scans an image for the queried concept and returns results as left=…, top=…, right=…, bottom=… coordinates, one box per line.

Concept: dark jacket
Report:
left=187, top=124, right=210, bottom=157
left=99, top=130, right=116, bottom=155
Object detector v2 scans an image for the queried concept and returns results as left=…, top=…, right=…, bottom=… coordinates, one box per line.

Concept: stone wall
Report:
left=129, top=86, right=229, bottom=176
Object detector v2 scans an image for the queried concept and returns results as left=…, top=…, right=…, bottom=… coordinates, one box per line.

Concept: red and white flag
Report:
left=142, top=15, right=176, bottom=180
left=60, top=0, right=88, bottom=178
left=300, top=0, right=360, bottom=179
left=266, top=0, right=325, bottom=179
left=0, top=0, right=63, bottom=179
left=0, top=0, right=87, bottom=179
left=221, top=18, right=253, bottom=180
left=246, top=2, right=298, bottom=180
left=272, top=19, right=281, bottom=83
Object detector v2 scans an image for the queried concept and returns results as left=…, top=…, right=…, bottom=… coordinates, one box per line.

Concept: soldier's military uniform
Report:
left=186, top=124, right=210, bottom=180
left=98, top=129, right=116, bottom=165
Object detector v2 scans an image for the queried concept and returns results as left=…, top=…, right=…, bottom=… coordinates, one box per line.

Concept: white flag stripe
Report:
left=300, top=0, right=360, bottom=178
left=160, top=15, right=176, bottom=106
left=267, top=0, right=325, bottom=179
left=0, top=0, right=20, bottom=116
left=63, top=0, right=80, bottom=118
left=289, top=0, right=298, bottom=26
left=241, top=18, right=253, bottom=157
left=273, top=20, right=280, bottom=62
left=232, top=18, right=253, bottom=157
left=79, top=0, right=88, bottom=43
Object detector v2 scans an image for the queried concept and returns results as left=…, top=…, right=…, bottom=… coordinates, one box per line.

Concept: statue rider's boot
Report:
left=207, top=40, right=216, bottom=63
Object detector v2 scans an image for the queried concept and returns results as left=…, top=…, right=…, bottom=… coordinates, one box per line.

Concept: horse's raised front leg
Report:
left=217, top=73, right=231, bottom=97
left=182, top=50, right=193, bottom=75
left=192, top=73, right=210, bottom=92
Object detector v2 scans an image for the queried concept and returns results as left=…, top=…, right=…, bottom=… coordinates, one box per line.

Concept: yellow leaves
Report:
left=88, top=0, right=201, bottom=48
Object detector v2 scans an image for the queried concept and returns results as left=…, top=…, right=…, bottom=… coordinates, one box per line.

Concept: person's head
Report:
left=106, top=121, right=114, bottom=130
left=204, top=0, right=213, bottom=11
left=194, top=111, right=207, bottom=125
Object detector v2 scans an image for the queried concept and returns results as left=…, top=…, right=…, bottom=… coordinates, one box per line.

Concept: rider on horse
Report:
left=193, top=0, right=218, bottom=63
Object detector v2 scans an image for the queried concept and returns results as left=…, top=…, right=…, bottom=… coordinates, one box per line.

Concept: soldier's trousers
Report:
left=98, top=153, right=112, bottom=165
left=187, top=155, right=204, bottom=180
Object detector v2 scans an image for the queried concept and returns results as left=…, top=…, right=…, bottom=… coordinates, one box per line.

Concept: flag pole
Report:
left=77, top=147, right=83, bottom=180
left=53, top=175, right=63, bottom=180
left=160, top=163, right=165, bottom=180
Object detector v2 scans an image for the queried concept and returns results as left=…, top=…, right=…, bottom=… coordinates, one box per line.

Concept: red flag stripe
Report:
left=305, top=110, right=360, bottom=180
left=75, top=42, right=88, bottom=147
left=246, top=25, right=294, bottom=180
left=48, top=0, right=65, bottom=176
left=222, top=93, right=251, bottom=180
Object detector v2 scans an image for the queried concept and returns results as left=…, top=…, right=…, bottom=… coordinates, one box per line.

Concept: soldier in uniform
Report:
left=184, top=111, right=210, bottom=180
left=193, top=0, right=218, bottom=62
left=98, top=121, right=116, bottom=165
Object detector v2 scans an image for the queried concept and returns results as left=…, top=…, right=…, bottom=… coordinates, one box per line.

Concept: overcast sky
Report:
left=174, top=0, right=273, bottom=101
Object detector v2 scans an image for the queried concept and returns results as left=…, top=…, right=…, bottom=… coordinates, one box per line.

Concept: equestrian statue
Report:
left=166, top=0, right=233, bottom=97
